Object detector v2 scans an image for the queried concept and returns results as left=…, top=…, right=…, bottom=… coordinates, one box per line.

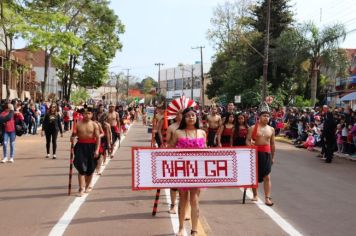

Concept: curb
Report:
left=275, top=136, right=356, bottom=162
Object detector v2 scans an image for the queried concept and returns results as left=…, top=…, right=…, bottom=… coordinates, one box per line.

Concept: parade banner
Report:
left=132, top=147, right=258, bottom=190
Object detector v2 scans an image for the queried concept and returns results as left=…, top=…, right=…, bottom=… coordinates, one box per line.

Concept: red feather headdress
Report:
left=167, top=96, right=196, bottom=120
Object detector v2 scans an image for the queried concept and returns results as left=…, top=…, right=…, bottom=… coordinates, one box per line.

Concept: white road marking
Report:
left=242, top=188, right=303, bottom=236
left=164, top=189, right=189, bottom=236
left=49, top=126, right=131, bottom=236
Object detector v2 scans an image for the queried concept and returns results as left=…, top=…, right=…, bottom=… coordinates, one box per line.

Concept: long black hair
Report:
left=178, top=107, right=200, bottom=130
left=234, top=113, right=248, bottom=135
left=224, top=112, right=234, bottom=125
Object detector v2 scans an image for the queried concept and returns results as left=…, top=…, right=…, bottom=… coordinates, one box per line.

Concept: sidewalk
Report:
left=275, top=135, right=356, bottom=161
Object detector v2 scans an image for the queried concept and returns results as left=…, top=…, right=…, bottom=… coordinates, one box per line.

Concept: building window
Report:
left=167, top=80, right=174, bottom=91
left=194, top=78, right=200, bottom=89
left=175, top=78, right=183, bottom=90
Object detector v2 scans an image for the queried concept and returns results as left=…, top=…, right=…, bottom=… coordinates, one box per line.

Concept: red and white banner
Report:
left=132, top=147, right=257, bottom=190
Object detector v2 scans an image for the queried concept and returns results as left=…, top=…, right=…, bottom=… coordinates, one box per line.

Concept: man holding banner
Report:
left=246, top=104, right=275, bottom=206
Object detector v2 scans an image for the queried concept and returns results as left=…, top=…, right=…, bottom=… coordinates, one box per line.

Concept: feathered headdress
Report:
left=258, top=96, right=273, bottom=115
left=167, top=96, right=196, bottom=120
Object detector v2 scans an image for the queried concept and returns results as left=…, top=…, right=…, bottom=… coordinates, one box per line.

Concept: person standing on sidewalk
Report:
left=41, top=104, right=63, bottom=159
left=71, top=107, right=100, bottom=196
left=171, top=107, right=206, bottom=236
left=1, top=103, right=16, bottom=163
left=246, top=108, right=276, bottom=206
left=321, top=105, right=336, bottom=163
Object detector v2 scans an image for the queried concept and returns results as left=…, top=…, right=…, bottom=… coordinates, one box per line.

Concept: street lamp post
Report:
left=192, top=46, right=205, bottom=107
left=191, top=65, right=194, bottom=100
left=155, top=63, right=164, bottom=94
left=180, top=66, right=185, bottom=96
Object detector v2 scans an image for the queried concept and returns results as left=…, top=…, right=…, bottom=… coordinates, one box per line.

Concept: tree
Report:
left=24, top=0, right=83, bottom=98
left=247, top=0, right=294, bottom=91
left=143, top=77, right=155, bottom=94
left=207, top=0, right=252, bottom=53
left=207, top=0, right=295, bottom=104
left=63, top=0, right=124, bottom=100
left=70, top=87, right=89, bottom=105
left=0, top=1, right=27, bottom=99
left=297, top=22, right=346, bottom=106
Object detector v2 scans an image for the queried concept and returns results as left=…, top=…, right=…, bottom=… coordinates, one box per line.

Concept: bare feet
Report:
left=77, top=188, right=85, bottom=197
left=168, top=204, right=177, bottom=214
left=176, top=228, right=185, bottom=236
left=251, top=196, right=258, bottom=201
left=85, top=186, right=93, bottom=193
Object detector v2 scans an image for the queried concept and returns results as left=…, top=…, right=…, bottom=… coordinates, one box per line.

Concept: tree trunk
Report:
left=311, top=62, right=318, bottom=107
left=42, top=50, right=50, bottom=99
left=67, top=55, right=77, bottom=101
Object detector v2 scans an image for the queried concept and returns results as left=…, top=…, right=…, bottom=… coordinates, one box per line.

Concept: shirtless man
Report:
left=108, top=104, right=121, bottom=147
left=71, top=107, right=100, bottom=197
left=207, top=106, right=222, bottom=147
left=154, top=105, right=164, bottom=147
left=95, top=104, right=105, bottom=121
left=246, top=110, right=275, bottom=206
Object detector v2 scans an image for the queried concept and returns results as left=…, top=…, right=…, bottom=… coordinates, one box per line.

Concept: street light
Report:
left=155, top=63, right=164, bottom=94
left=192, top=46, right=205, bottom=107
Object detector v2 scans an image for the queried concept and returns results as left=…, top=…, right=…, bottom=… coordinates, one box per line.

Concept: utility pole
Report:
left=262, top=0, right=271, bottom=102
left=191, top=65, right=194, bottom=100
left=180, top=66, right=185, bottom=96
left=192, top=46, right=205, bottom=107
left=154, top=63, right=164, bottom=94
left=123, top=68, right=130, bottom=97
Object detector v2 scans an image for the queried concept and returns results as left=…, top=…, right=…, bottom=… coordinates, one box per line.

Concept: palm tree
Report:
left=299, top=22, right=346, bottom=107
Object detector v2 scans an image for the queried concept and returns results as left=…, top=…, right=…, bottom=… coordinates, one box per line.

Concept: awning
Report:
left=340, top=91, right=356, bottom=101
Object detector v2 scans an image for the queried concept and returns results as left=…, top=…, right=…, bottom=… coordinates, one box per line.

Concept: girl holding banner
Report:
left=171, top=107, right=206, bottom=236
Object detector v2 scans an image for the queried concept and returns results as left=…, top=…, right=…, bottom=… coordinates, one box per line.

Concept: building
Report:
left=14, top=49, right=61, bottom=99
left=327, top=48, right=356, bottom=108
left=158, top=63, right=212, bottom=105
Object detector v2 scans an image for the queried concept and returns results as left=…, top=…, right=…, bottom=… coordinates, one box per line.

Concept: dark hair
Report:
left=178, top=107, right=200, bottom=130
left=224, top=112, right=234, bottom=125
left=234, top=113, right=248, bottom=135
left=2, top=102, right=9, bottom=110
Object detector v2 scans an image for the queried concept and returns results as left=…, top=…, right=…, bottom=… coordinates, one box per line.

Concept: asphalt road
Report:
left=1, top=124, right=355, bottom=236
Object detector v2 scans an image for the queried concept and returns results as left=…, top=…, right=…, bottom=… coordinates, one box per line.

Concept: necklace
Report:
left=260, top=126, right=267, bottom=137
left=185, top=129, right=197, bottom=139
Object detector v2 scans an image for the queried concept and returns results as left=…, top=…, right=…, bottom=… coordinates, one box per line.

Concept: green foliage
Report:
left=207, top=0, right=348, bottom=107
left=293, top=96, right=313, bottom=108
left=70, top=87, right=89, bottom=105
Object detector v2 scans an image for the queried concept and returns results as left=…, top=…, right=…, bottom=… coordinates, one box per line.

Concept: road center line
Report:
left=241, top=188, right=303, bottom=236
left=49, top=126, right=131, bottom=236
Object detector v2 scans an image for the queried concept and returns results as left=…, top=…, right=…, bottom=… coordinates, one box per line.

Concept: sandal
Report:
left=265, top=197, right=274, bottom=206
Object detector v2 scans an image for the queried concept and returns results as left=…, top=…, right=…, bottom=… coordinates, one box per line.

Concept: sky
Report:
left=14, top=0, right=356, bottom=81
left=109, top=0, right=356, bottom=81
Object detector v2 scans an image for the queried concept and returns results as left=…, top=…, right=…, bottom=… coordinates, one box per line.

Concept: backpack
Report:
left=15, top=119, right=26, bottom=136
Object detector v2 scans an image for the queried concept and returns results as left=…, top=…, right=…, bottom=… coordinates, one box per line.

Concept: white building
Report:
left=30, top=50, right=61, bottom=97
left=158, top=63, right=211, bottom=104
